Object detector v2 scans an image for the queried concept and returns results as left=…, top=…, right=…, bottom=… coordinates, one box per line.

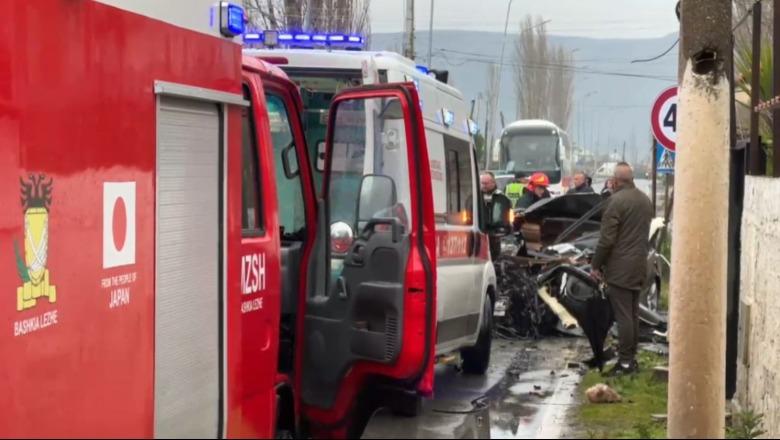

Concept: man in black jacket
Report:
left=591, top=162, right=653, bottom=376
left=567, top=171, right=595, bottom=194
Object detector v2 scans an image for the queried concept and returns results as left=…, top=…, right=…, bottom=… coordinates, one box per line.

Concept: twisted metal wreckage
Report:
left=492, top=193, right=669, bottom=370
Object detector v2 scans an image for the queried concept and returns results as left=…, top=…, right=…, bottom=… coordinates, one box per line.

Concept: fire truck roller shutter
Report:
left=155, top=95, right=223, bottom=438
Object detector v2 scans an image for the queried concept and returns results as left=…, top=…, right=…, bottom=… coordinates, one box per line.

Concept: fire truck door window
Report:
left=444, top=134, right=474, bottom=226
left=241, top=85, right=263, bottom=236
left=266, top=93, right=307, bottom=240
left=328, top=96, right=412, bottom=285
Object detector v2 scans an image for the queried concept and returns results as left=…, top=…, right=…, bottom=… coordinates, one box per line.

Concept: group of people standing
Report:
left=479, top=163, right=653, bottom=377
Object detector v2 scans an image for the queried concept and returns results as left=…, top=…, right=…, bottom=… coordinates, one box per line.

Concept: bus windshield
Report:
left=502, top=130, right=561, bottom=173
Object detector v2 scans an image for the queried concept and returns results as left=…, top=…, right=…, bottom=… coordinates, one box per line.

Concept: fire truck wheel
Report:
left=461, top=296, right=494, bottom=375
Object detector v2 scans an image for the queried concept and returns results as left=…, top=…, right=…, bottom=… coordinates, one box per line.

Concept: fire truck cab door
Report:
left=301, top=83, right=437, bottom=416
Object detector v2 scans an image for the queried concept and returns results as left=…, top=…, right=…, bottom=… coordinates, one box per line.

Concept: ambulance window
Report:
left=266, top=93, right=306, bottom=239
left=444, top=134, right=474, bottom=226
left=241, top=85, right=264, bottom=236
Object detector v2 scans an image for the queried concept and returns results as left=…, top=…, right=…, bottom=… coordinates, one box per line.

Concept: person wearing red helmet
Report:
left=515, top=172, right=551, bottom=210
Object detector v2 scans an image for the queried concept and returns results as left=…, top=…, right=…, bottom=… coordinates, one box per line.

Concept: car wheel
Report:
left=461, top=297, right=494, bottom=375
left=643, top=278, right=661, bottom=312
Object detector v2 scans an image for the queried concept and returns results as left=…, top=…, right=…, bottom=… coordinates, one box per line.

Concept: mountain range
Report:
left=370, top=31, right=679, bottom=163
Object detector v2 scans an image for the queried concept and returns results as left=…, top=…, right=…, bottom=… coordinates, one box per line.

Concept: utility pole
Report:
left=486, top=0, right=515, bottom=168
left=302, top=0, right=312, bottom=31
left=668, top=1, right=731, bottom=438
left=403, top=0, right=416, bottom=60
left=427, top=0, right=434, bottom=67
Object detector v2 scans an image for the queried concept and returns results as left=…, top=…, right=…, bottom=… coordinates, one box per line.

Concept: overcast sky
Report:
left=370, top=0, right=680, bottom=39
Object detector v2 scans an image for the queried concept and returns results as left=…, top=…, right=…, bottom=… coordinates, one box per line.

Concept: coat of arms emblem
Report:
left=15, top=174, right=57, bottom=312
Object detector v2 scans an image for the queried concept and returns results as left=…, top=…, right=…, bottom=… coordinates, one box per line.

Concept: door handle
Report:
left=349, top=242, right=366, bottom=266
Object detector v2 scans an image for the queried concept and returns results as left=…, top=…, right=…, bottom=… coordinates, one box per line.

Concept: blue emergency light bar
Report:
left=244, top=30, right=364, bottom=48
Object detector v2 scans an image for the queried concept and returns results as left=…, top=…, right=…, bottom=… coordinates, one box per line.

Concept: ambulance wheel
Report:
left=461, top=297, right=493, bottom=375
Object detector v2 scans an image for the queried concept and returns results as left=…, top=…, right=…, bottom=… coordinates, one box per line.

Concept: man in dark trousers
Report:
left=591, top=162, right=653, bottom=376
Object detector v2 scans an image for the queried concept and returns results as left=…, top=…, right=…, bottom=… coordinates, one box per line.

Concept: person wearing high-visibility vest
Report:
left=504, top=172, right=528, bottom=207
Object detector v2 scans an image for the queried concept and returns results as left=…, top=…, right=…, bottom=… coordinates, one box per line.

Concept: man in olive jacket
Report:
left=591, top=162, right=653, bottom=376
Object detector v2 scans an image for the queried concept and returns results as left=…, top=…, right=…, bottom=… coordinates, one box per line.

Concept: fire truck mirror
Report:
left=282, top=141, right=300, bottom=178
left=357, top=174, right=397, bottom=223
left=330, top=221, right=354, bottom=255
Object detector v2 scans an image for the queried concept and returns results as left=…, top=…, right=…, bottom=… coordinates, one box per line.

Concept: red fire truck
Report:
left=2, top=1, right=513, bottom=438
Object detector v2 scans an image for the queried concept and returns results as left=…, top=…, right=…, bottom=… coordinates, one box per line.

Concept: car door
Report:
left=299, top=83, right=437, bottom=428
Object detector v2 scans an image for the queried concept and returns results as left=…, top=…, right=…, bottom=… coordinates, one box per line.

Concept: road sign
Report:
left=651, top=86, right=678, bottom=151
left=656, top=142, right=675, bottom=174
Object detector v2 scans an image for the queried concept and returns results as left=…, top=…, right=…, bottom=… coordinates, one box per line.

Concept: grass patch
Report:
left=660, top=279, right=670, bottom=312
left=574, top=351, right=668, bottom=439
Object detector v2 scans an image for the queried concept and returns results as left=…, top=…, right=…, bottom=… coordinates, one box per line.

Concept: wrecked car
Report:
left=492, top=193, right=668, bottom=368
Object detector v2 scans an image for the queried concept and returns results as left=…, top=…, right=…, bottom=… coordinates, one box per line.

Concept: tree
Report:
left=513, top=16, right=575, bottom=131
left=243, top=0, right=371, bottom=35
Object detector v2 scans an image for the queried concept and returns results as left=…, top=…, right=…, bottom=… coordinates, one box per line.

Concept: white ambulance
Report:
left=245, top=45, right=499, bottom=373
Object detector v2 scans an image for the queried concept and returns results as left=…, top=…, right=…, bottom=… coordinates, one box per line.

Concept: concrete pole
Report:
left=403, top=0, right=415, bottom=60
left=668, top=1, right=731, bottom=438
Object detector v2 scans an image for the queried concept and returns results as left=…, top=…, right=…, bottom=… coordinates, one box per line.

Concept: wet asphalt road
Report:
left=362, top=337, right=590, bottom=439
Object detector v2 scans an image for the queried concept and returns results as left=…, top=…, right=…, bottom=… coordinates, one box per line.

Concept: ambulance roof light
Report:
left=243, top=30, right=364, bottom=49
left=442, top=109, right=455, bottom=127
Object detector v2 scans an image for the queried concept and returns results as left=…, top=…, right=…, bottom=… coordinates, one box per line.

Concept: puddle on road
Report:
left=489, top=369, right=581, bottom=439
left=360, top=338, right=587, bottom=439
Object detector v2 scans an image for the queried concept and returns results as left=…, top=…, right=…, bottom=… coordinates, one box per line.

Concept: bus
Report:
left=490, top=119, right=574, bottom=197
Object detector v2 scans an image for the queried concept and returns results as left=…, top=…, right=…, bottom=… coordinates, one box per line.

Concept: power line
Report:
left=732, top=1, right=759, bottom=31
left=630, top=1, right=758, bottom=65
left=435, top=49, right=677, bottom=82
left=631, top=39, right=679, bottom=64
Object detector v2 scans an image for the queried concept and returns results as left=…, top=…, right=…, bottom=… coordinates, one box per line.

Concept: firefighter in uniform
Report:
left=515, top=172, right=551, bottom=210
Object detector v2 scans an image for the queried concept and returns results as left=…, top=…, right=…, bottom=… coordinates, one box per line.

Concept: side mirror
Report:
left=330, top=221, right=354, bottom=255
left=488, top=193, right=512, bottom=236
left=281, top=142, right=300, bottom=178
left=357, top=174, right=397, bottom=223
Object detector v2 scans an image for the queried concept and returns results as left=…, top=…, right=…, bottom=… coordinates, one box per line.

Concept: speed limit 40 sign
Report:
left=651, top=86, right=678, bottom=151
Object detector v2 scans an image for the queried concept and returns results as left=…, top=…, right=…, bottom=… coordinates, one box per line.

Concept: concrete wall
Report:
left=737, top=176, right=780, bottom=436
